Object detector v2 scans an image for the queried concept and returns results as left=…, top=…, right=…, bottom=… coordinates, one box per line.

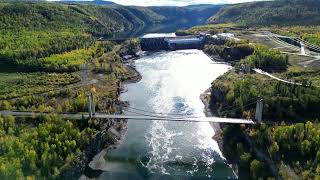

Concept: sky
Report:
left=107, top=0, right=261, bottom=6
left=49, top=0, right=263, bottom=6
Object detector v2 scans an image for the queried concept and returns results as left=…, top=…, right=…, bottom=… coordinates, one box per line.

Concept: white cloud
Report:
left=107, top=0, right=263, bottom=6
left=47, top=0, right=265, bottom=6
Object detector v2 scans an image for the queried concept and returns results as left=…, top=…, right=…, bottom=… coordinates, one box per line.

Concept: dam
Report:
left=140, top=35, right=206, bottom=51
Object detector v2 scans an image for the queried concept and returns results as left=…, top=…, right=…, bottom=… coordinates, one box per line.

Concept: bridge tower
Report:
left=87, top=93, right=92, bottom=118
left=91, top=92, right=95, bottom=116
left=87, top=88, right=96, bottom=118
left=255, top=97, right=263, bottom=123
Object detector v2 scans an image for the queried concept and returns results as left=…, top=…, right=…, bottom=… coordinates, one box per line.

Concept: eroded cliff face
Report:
left=59, top=118, right=127, bottom=180
left=209, top=83, right=229, bottom=116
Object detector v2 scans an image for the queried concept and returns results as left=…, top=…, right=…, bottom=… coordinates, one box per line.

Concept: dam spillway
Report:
left=140, top=35, right=206, bottom=51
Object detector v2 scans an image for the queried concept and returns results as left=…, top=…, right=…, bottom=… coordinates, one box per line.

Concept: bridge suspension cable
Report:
left=120, top=97, right=257, bottom=116
left=215, top=98, right=257, bottom=112
left=121, top=109, right=254, bottom=123
left=119, top=104, right=202, bottom=116
left=119, top=98, right=258, bottom=120
left=218, top=101, right=257, bottom=114
left=121, top=109, right=196, bottom=119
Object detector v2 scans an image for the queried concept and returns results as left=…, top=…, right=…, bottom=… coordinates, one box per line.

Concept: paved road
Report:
left=0, top=110, right=255, bottom=124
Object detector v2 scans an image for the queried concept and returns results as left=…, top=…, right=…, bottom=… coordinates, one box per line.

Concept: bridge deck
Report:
left=0, top=111, right=255, bottom=124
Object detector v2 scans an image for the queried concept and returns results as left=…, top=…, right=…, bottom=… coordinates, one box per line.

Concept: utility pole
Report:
left=255, top=96, right=263, bottom=123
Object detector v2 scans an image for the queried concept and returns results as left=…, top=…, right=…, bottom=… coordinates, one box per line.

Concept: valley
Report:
left=0, top=0, right=320, bottom=179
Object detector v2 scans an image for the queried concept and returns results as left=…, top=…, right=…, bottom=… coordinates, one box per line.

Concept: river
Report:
left=87, top=37, right=235, bottom=179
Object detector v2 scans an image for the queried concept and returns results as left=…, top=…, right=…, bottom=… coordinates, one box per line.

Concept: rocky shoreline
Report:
left=200, top=84, right=240, bottom=178
left=199, top=51, right=227, bottom=151
left=199, top=87, right=223, bottom=152
left=60, top=118, right=128, bottom=179
left=84, top=57, right=143, bottom=177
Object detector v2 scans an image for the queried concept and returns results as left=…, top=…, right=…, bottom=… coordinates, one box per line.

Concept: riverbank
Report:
left=123, top=61, right=143, bottom=84
left=199, top=71, right=240, bottom=174
left=199, top=87, right=223, bottom=153
left=200, top=49, right=229, bottom=147
left=60, top=54, right=143, bottom=179
left=183, top=24, right=320, bottom=179
left=200, top=48, right=245, bottom=179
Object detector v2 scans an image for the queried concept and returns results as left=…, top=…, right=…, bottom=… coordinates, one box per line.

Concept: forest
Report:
left=203, top=38, right=288, bottom=72
left=204, top=39, right=254, bottom=62
left=0, top=3, right=141, bottom=175
left=1, top=0, right=320, bottom=179
left=210, top=70, right=320, bottom=121
left=0, top=38, right=136, bottom=179
left=0, top=30, right=94, bottom=70
left=222, top=121, right=320, bottom=179
left=208, top=0, right=320, bottom=26
left=201, top=23, right=320, bottom=179
left=211, top=67, right=320, bottom=179
left=0, top=1, right=221, bottom=71
left=0, top=40, right=135, bottom=113
left=238, top=45, right=288, bottom=72
left=0, top=114, right=96, bottom=178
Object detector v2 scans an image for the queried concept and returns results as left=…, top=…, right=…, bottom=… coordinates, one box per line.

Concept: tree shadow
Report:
left=0, top=59, right=37, bottom=73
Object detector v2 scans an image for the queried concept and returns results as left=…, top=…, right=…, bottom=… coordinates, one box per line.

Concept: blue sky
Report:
left=50, top=0, right=263, bottom=6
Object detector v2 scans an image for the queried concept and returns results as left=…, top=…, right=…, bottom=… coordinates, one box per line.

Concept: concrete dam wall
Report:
left=140, top=35, right=205, bottom=51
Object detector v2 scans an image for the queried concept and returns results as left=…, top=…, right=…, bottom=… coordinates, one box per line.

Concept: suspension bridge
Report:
left=0, top=111, right=256, bottom=124
left=0, top=93, right=263, bottom=124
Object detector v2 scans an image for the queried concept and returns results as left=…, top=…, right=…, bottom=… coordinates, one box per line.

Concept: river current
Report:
left=88, top=36, right=235, bottom=179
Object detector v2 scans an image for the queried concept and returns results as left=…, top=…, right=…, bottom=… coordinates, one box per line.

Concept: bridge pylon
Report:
left=91, top=92, right=95, bottom=116
left=87, top=93, right=92, bottom=118
left=87, top=92, right=96, bottom=118
left=255, top=96, right=263, bottom=123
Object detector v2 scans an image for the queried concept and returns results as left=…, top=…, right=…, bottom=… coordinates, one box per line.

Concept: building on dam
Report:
left=140, top=35, right=206, bottom=51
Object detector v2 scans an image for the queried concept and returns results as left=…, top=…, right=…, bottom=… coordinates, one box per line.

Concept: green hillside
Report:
left=0, top=1, right=221, bottom=71
left=0, top=2, right=165, bottom=35
left=150, top=4, right=222, bottom=26
left=208, top=0, right=320, bottom=26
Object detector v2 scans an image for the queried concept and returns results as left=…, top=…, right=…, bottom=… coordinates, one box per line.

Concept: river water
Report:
left=89, top=39, right=235, bottom=179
